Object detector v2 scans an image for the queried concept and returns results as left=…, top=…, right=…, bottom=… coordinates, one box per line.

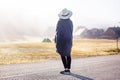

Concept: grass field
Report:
left=0, top=39, right=120, bottom=65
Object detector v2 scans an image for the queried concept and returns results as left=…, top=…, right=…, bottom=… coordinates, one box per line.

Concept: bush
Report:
left=106, top=48, right=120, bottom=53
left=42, top=38, right=51, bottom=42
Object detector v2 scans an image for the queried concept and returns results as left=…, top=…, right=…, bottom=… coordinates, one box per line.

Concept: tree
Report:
left=42, top=38, right=51, bottom=42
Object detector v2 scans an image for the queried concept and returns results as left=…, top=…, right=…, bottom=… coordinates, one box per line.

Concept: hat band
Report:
left=62, top=13, right=69, bottom=17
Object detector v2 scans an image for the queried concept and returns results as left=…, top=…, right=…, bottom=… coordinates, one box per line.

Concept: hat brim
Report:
left=58, top=11, right=72, bottom=19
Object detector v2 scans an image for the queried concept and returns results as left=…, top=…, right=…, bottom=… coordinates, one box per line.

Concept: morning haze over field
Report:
left=0, top=0, right=120, bottom=42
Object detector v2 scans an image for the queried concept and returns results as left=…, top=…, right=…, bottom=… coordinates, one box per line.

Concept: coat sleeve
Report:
left=54, top=21, right=60, bottom=43
left=54, top=32, right=57, bottom=43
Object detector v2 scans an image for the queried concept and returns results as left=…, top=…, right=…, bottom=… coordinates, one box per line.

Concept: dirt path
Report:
left=0, top=55, right=120, bottom=80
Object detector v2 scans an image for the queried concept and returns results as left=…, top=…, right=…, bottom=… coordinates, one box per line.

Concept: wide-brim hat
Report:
left=58, top=8, right=72, bottom=19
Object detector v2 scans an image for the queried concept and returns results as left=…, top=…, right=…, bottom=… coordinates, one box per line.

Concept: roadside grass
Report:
left=0, top=39, right=120, bottom=65
left=72, top=39, right=120, bottom=58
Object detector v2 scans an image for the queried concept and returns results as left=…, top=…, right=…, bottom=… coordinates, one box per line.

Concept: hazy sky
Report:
left=0, top=0, right=120, bottom=33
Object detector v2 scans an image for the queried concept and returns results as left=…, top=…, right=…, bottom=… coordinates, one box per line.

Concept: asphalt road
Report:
left=0, top=55, right=120, bottom=80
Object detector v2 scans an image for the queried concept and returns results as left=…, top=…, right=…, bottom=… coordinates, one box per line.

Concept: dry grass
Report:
left=72, top=39, right=120, bottom=58
left=0, top=39, right=120, bottom=65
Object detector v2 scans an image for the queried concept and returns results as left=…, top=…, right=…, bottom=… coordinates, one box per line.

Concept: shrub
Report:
left=42, top=38, right=52, bottom=42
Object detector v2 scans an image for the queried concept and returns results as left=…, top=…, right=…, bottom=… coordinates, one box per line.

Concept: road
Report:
left=0, top=55, right=120, bottom=80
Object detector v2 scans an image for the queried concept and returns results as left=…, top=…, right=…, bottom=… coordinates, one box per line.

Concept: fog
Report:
left=0, top=13, right=43, bottom=42
left=0, top=0, right=120, bottom=42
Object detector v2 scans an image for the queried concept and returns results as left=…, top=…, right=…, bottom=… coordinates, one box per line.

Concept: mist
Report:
left=0, top=13, right=44, bottom=42
left=0, top=0, right=120, bottom=42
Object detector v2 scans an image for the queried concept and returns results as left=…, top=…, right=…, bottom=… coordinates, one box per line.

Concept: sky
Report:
left=0, top=0, right=120, bottom=36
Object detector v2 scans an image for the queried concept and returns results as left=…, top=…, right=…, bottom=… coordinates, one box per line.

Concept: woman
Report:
left=55, top=8, right=73, bottom=75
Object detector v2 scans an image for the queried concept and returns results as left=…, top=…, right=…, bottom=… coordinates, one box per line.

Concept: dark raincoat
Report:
left=55, top=19, right=73, bottom=56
